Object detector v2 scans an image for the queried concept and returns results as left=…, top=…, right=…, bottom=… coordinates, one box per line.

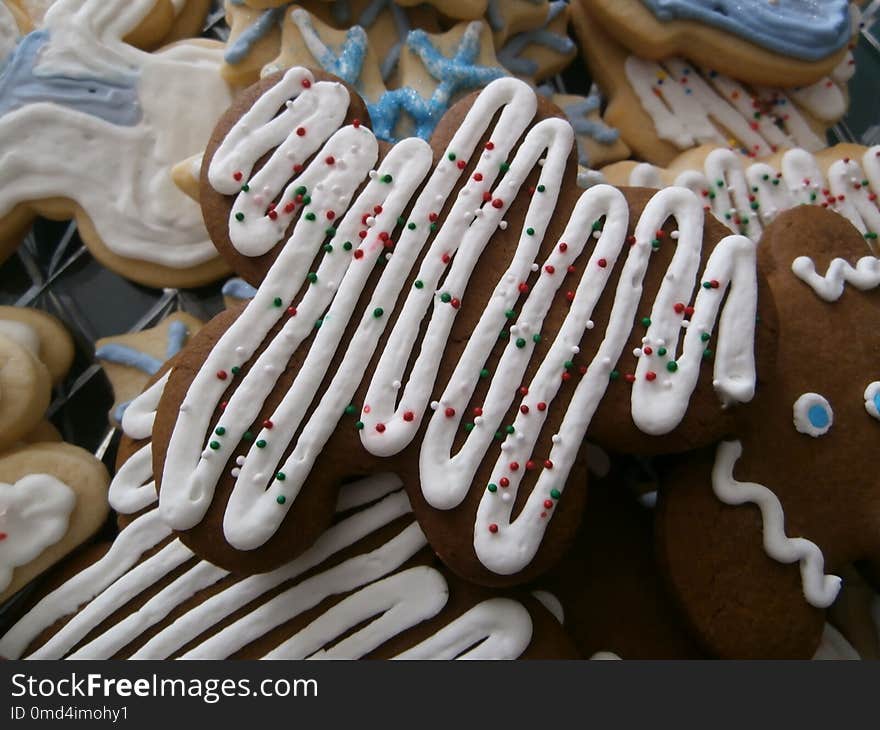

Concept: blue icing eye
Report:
left=865, top=382, right=880, bottom=422
left=793, top=393, right=833, bottom=437
left=807, top=404, right=829, bottom=429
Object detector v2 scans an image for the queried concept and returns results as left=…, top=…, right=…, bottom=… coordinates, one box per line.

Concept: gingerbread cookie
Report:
left=603, top=145, right=880, bottom=244
left=655, top=205, right=880, bottom=658
left=0, top=471, right=577, bottom=659
left=0, top=306, right=73, bottom=385
left=153, top=70, right=770, bottom=584
left=95, top=312, right=203, bottom=427
left=537, top=476, right=706, bottom=659
left=0, top=442, right=109, bottom=605
left=573, top=4, right=841, bottom=166
left=577, top=0, right=851, bottom=88
left=0, top=0, right=234, bottom=288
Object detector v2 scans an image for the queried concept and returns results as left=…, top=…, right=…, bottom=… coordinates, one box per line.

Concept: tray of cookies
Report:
left=0, top=0, right=878, bottom=661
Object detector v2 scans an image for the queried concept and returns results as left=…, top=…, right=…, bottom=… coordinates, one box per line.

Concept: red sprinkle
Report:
left=441, top=253, right=451, bottom=264
left=646, top=371, right=657, bottom=382
left=624, top=373, right=636, bottom=384
left=597, top=258, right=607, bottom=268
left=537, top=402, right=546, bottom=411
left=509, top=462, right=520, bottom=471
left=287, top=306, right=297, bottom=316
left=559, top=242, right=568, bottom=252
left=301, top=78, right=311, bottom=88
left=263, top=419, right=274, bottom=429
left=544, top=460, right=553, bottom=469
left=485, top=141, right=495, bottom=150
left=473, top=172, right=483, bottom=182
left=296, top=127, right=306, bottom=137
left=500, top=478, right=510, bottom=487
left=444, top=407, right=456, bottom=418
left=544, top=500, right=553, bottom=509
left=375, top=423, right=386, bottom=433
left=352, top=119, right=361, bottom=128
left=518, top=282, right=529, bottom=293
left=492, top=198, right=504, bottom=209
left=457, top=160, right=466, bottom=169
left=519, top=386, right=529, bottom=396
left=526, top=460, right=536, bottom=471
left=325, top=156, right=335, bottom=165
left=403, top=411, right=415, bottom=422
left=488, top=523, right=499, bottom=534
left=520, top=405, right=530, bottom=414
left=326, top=210, right=335, bottom=220
left=216, top=370, right=228, bottom=381
left=354, top=249, right=364, bottom=259
left=451, top=298, right=461, bottom=309
left=233, top=172, right=243, bottom=181
left=0, top=532, right=6, bottom=541
left=220, top=401, right=227, bottom=411
left=545, top=265, right=555, bottom=275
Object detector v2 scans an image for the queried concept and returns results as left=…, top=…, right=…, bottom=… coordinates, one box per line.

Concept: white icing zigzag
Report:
left=161, top=69, right=758, bottom=576
left=0, top=474, right=534, bottom=660
left=791, top=255, right=880, bottom=302
left=711, top=440, right=841, bottom=609
left=628, top=146, right=880, bottom=242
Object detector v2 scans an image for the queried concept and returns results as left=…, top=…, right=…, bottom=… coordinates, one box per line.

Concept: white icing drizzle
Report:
left=630, top=147, right=880, bottom=241
left=791, top=255, right=880, bottom=301
left=865, top=382, right=880, bottom=421
left=0, top=475, right=76, bottom=592
left=624, top=56, right=823, bottom=157
left=711, top=440, right=841, bottom=609
left=812, top=623, right=860, bottom=660
left=110, top=372, right=170, bottom=515
left=1, top=474, right=535, bottom=660
left=165, top=71, right=757, bottom=575
left=530, top=589, right=564, bottom=623
left=792, top=393, right=833, bottom=438
left=590, top=651, right=622, bottom=660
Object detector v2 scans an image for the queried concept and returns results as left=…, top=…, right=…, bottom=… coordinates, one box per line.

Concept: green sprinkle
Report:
left=550, top=488, right=561, bottom=500
left=276, top=495, right=286, bottom=505
left=703, top=348, right=713, bottom=359
left=414, top=279, right=424, bottom=289
left=315, top=319, right=323, bottom=329
left=273, top=297, right=283, bottom=307
left=526, top=227, right=535, bottom=236
left=231, top=366, right=241, bottom=375
left=295, top=186, right=307, bottom=196
left=325, top=227, right=336, bottom=238
left=344, top=404, right=356, bottom=415
left=307, top=272, right=318, bottom=283
left=640, top=317, right=651, bottom=327
left=564, top=360, right=574, bottom=370
left=610, top=370, right=620, bottom=381
left=505, top=309, right=516, bottom=319
left=494, top=431, right=503, bottom=440
left=772, top=178, right=780, bottom=186
left=532, top=333, right=541, bottom=343
left=429, top=223, right=437, bottom=232
left=701, top=332, right=711, bottom=342
left=658, top=347, right=667, bottom=357
left=304, top=212, right=316, bottom=221
left=343, top=241, right=353, bottom=251
left=516, top=337, right=527, bottom=348
left=479, top=368, right=490, bottom=378
left=464, top=422, right=475, bottom=432
left=302, top=196, right=311, bottom=205
left=499, top=330, right=509, bottom=340
left=235, top=212, right=245, bottom=222
left=537, top=185, right=546, bottom=193
left=407, top=222, right=416, bottom=230
left=702, top=281, right=712, bottom=289
left=448, top=152, right=456, bottom=161
left=397, top=216, right=405, bottom=227
left=243, top=431, right=254, bottom=441
left=487, top=483, right=498, bottom=493
left=256, top=439, right=267, bottom=448
left=276, top=472, right=286, bottom=481
left=381, top=174, right=393, bottom=183
left=241, top=184, right=250, bottom=192
left=215, top=426, right=226, bottom=436
left=440, top=292, right=452, bottom=303
left=505, top=425, right=515, bottom=434
left=324, top=244, right=333, bottom=253
left=592, top=220, right=603, bottom=231
left=500, top=162, right=510, bottom=172
left=209, top=441, right=220, bottom=450
left=355, top=421, right=364, bottom=430
left=373, top=307, right=384, bottom=318
left=666, top=361, right=678, bottom=373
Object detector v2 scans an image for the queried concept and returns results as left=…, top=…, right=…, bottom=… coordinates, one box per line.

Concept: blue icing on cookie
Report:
left=292, top=10, right=368, bottom=91
left=536, top=84, right=620, bottom=167
left=497, top=1, right=575, bottom=78
left=225, top=6, right=287, bottom=65
left=0, top=30, right=141, bottom=125
left=487, top=0, right=545, bottom=33
left=640, top=0, right=851, bottom=61
left=101, top=319, right=192, bottom=423
left=367, top=22, right=505, bottom=142
left=222, top=277, right=258, bottom=301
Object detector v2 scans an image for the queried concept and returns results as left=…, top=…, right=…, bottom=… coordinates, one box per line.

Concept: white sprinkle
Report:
left=430, top=401, right=439, bottom=411
left=671, top=231, right=680, bottom=240
left=586, top=321, right=595, bottom=330
left=369, top=170, right=378, bottom=179
left=681, top=320, right=690, bottom=329
left=231, top=468, right=240, bottom=478
left=633, top=348, right=642, bottom=358
left=473, top=209, right=483, bottom=218
left=510, top=325, right=519, bottom=335
left=474, top=416, right=484, bottom=425
left=571, top=346, right=580, bottom=354
left=501, top=492, right=512, bottom=502
left=551, top=434, right=561, bottom=444
left=365, top=216, right=376, bottom=227
left=530, top=263, right=539, bottom=272
left=392, top=380, right=401, bottom=390
left=236, top=455, right=246, bottom=466
left=499, top=221, right=508, bottom=230
left=500, top=443, right=509, bottom=451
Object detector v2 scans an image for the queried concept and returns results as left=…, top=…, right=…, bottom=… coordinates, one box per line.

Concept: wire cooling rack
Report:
left=0, top=1, right=877, bottom=620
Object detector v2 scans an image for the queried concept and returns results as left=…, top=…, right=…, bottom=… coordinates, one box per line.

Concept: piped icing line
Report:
left=790, top=255, right=880, bottom=302
left=1, top=474, right=535, bottom=660
left=109, top=372, right=170, bottom=516
left=624, top=56, right=824, bottom=157
left=0, top=475, right=76, bottom=592
left=711, top=439, right=841, bottom=609
left=162, top=72, right=539, bottom=551
left=221, top=277, right=258, bottom=301
left=95, top=321, right=190, bottom=376
left=639, top=0, right=851, bottom=62
left=629, top=147, right=880, bottom=242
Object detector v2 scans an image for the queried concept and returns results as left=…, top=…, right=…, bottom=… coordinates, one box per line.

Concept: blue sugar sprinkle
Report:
left=808, top=404, right=830, bottom=429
